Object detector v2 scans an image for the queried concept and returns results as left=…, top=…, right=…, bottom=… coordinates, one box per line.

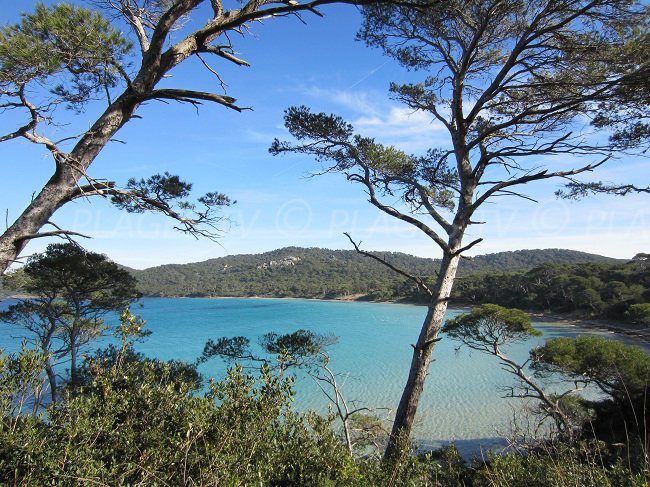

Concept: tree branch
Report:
left=557, top=181, right=650, bottom=199
left=198, top=45, right=251, bottom=67
left=344, top=232, right=433, bottom=297
left=356, top=167, right=451, bottom=253
left=453, top=238, right=483, bottom=256
left=13, top=229, right=91, bottom=244
left=472, top=159, right=607, bottom=212
left=143, top=89, right=249, bottom=112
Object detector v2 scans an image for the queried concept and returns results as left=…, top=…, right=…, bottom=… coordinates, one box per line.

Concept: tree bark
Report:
left=69, top=332, right=78, bottom=390
left=45, top=361, right=58, bottom=406
left=384, top=249, right=462, bottom=460
left=0, top=171, right=76, bottom=273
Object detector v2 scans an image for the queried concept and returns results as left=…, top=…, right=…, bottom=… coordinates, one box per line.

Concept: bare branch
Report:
left=143, top=88, right=249, bottom=112
left=356, top=168, right=451, bottom=253
left=13, top=230, right=91, bottom=244
left=198, top=45, right=251, bottom=67
left=210, top=0, right=224, bottom=18
left=0, top=86, right=40, bottom=142
left=195, top=53, right=229, bottom=90
left=453, top=238, right=483, bottom=256
left=472, top=159, right=607, bottom=212
left=344, top=232, right=433, bottom=297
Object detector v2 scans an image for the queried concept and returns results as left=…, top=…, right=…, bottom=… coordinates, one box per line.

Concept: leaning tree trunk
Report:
left=384, top=249, right=462, bottom=460
left=0, top=168, right=78, bottom=274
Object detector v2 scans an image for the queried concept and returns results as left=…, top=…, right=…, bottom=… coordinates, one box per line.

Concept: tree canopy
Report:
left=443, top=304, right=540, bottom=354
left=0, top=3, right=131, bottom=111
left=532, top=335, right=650, bottom=405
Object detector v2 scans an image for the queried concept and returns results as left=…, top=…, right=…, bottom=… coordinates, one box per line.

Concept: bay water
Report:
left=0, top=297, right=634, bottom=456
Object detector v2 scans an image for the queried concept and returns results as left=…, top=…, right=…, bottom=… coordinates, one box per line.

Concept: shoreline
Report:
left=4, top=292, right=648, bottom=347
left=205, top=295, right=650, bottom=347
left=152, top=293, right=650, bottom=345
left=527, top=310, right=650, bottom=346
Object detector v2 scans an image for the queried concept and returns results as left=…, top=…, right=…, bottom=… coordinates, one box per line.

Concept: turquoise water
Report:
left=0, top=297, right=637, bottom=456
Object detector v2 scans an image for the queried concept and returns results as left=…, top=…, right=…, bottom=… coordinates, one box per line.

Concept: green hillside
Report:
left=130, top=247, right=623, bottom=299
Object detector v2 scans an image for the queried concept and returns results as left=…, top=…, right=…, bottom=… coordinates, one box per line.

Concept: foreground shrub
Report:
left=0, top=345, right=365, bottom=485
left=474, top=442, right=648, bottom=487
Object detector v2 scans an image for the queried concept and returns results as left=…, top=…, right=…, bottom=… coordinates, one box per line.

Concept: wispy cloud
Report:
left=298, top=86, right=449, bottom=153
left=353, top=106, right=447, bottom=150
left=300, top=86, right=383, bottom=116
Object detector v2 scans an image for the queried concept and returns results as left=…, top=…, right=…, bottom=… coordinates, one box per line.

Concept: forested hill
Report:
left=130, top=247, right=622, bottom=299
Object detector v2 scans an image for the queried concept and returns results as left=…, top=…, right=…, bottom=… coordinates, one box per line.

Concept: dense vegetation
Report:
left=128, top=247, right=621, bottom=299
left=1, top=245, right=647, bottom=484
left=0, top=244, right=140, bottom=405
left=453, top=259, right=650, bottom=323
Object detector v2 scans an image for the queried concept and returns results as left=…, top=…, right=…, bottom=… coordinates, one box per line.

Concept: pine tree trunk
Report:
left=69, top=333, right=78, bottom=390
left=0, top=168, right=77, bottom=273
left=45, top=361, right=58, bottom=406
left=384, top=250, right=462, bottom=460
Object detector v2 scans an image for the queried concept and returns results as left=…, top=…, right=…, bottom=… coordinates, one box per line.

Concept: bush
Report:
left=474, top=443, right=648, bottom=487
left=0, top=343, right=366, bottom=485
left=628, top=303, right=650, bottom=327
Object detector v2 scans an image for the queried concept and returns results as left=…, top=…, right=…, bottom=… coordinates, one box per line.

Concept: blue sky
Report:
left=1, top=2, right=649, bottom=269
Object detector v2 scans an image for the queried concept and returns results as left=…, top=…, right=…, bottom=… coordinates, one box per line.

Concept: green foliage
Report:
left=530, top=336, right=650, bottom=446
left=628, top=303, right=650, bottom=327
left=0, top=343, right=48, bottom=418
left=531, top=336, right=650, bottom=404
left=199, top=328, right=336, bottom=371
left=271, top=105, right=460, bottom=217
left=130, top=246, right=621, bottom=299
left=0, top=3, right=131, bottom=109
left=19, top=243, right=139, bottom=308
left=261, top=329, right=337, bottom=366
left=357, top=0, right=647, bottom=162
left=0, top=341, right=366, bottom=485
left=110, top=171, right=233, bottom=223
left=425, top=445, right=471, bottom=487
left=0, top=268, right=29, bottom=294
left=79, top=345, right=202, bottom=394
left=474, top=443, right=648, bottom=487
left=0, top=335, right=647, bottom=484
left=443, top=305, right=578, bottom=437
left=590, top=13, right=650, bottom=150
left=453, top=260, right=649, bottom=321
left=0, top=243, right=140, bottom=403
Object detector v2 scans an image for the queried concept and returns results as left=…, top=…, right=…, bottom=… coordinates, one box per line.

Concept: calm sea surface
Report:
left=0, top=297, right=642, bottom=456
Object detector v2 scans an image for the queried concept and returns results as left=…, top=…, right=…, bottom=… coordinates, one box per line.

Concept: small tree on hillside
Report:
left=271, top=0, right=647, bottom=458
left=531, top=335, right=650, bottom=409
left=628, top=304, right=650, bottom=327
left=0, top=243, right=140, bottom=404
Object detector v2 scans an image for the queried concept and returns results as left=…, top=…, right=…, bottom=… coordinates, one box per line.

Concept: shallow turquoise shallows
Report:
left=0, top=297, right=635, bottom=456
